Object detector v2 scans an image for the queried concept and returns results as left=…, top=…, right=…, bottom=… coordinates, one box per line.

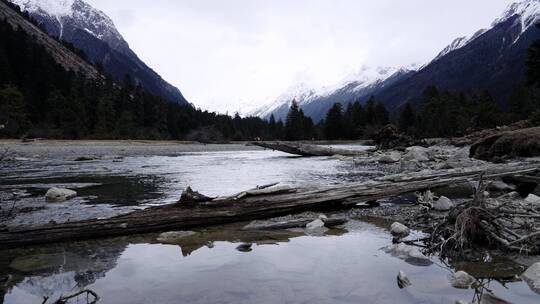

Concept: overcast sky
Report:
left=86, top=0, right=514, bottom=114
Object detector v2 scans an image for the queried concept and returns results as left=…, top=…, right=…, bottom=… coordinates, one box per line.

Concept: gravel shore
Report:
left=0, top=140, right=263, bottom=159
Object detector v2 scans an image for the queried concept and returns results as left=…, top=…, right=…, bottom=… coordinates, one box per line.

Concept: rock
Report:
left=306, top=219, right=325, bottom=230
left=525, top=194, right=540, bottom=205
left=179, top=187, right=213, bottom=205
left=236, top=243, right=253, bottom=252
left=403, top=146, right=430, bottom=162
left=45, top=188, right=77, bottom=202
left=445, top=147, right=477, bottom=169
left=157, top=231, right=196, bottom=244
left=399, top=160, right=423, bottom=172
left=435, top=182, right=475, bottom=198
left=450, top=271, right=477, bottom=289
left=433, top=196, right=454, bottom=211
left=73, top=156, right=97, bottom=161
left=522, top=262, right=540, bottom=294
left=382, top=243, right=432, bottom=266
left=378, top=151, right=402, bottom=163
left=397, top=270, right=411, bottom=289
left=470, top=127, right=540, bottom=161
left=390, top=222, right=410, bottom=239
left=488, top=180, right=516, bottom=192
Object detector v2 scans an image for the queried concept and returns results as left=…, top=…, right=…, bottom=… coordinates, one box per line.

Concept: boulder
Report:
left=450, top=271, right=477, bottom=289
left=382, top=243, right=432, bottom=266
left=522, top=262, right=540, bottom=294
left=525, top=194, right=540, bottom=205
left=378, top=151, right=402, bottom=163
left=179, top=187, right=213, bottom=205
left=470, top=127, right=540, bottom=161
left=403, top=146, right=430, bottom=162
left=433, top=196, right=454, bottom=211
left=45, top=188, right=77, bottom=202
left=157, top=231, right=196, bottom=244
left=390, top=222, right=410, bottom=239
left=397, top=270, right=411, bottom=289
left=306, top=219, right=325, bottom=230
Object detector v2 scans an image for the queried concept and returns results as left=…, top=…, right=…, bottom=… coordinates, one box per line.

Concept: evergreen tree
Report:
left=526, top=24, right=540, bottom=88
left=0, top=85, right=29, bottom=137
left=285, top=100, right=303, bottom=140
left=95, top=96, right=116, bottom=136
left=398, top=103, right=416, bottom=134
left=324, top=103, right=344, bottom=140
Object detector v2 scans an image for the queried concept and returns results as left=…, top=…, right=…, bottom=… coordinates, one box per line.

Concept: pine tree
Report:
left=285, top=100, right=303, bottom=140
left=398, top=103, right=416, bottom=134
left=526, top=24, right=540, bottom=88
left=0, top=85, right=29, bottom=137
left=95, top=96, right=116, bottom=137
left=324, top=103, right=344, bottom=140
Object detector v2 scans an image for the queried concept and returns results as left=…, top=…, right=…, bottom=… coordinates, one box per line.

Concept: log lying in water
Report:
left=251, top=141, right=372, bottom=157
left=0, top=163, right=537, bottom=248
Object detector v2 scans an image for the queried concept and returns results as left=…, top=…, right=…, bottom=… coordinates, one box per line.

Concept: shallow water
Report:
left=1, top=145, right=539, bottom=303
left=1, top=220, right=538, bottom=304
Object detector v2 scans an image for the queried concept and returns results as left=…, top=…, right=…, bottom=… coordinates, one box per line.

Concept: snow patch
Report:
left=10, top=0, right=75, bottom=17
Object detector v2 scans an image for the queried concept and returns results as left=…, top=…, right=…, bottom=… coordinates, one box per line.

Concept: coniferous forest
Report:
left=1, top=2, right=540, bottom=142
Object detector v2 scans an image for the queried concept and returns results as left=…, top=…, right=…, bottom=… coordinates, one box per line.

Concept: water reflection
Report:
left=1, top=220, right=539, bottom=304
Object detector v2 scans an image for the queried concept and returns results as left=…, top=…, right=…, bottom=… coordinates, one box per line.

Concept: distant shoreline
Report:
left=0, top=139, right=372, bottom=159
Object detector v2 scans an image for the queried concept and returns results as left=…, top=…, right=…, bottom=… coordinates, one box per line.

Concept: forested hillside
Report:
left=0, top=2, right=278, bottom=141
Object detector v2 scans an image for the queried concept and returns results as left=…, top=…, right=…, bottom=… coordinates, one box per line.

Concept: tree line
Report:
left=1, top=0, right=539, bottom=142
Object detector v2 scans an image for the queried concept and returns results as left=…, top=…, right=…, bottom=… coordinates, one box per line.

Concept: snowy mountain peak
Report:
left=9, top=0, right=125, bottom=51
left=10, top=0, right=74, bottom=17
left=493, top=0, right=540, bottom=32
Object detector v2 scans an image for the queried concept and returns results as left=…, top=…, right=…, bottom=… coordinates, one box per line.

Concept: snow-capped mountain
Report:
left=9, top=0, right=188, bottom=104
left=251, top=65, right=415, bottom=122
left=254, top=0, right=540, bottom=121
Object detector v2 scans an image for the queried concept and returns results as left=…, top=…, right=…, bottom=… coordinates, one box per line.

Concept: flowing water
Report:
left=0, top=144, right=539, bottom=303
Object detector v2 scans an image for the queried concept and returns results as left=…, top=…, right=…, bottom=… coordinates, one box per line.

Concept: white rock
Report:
left=522, top=262, right=540, bottom=294
left=450, top=271, right=477, bottom=289
left=397, top=270, right=411, bottom=288
left=390, top=222, right=410, bottom=238
left=306, top=219, right=325, bottom=230
left=157, top=231, right=196, bottom=244
left=45, top=188, right=77, bottom=202
left=382, top=243, right=432, bottom=266
left=378, top=151, right=402, bottom=163
left=488, top=180, right=515, bottom=192
left=318, top=214, right=328, bottom=220
left=525, top=194, right=540, bottom=205
left=433, top=196, right=455, bottom=211
left=403, top=146, right=430, bottom=162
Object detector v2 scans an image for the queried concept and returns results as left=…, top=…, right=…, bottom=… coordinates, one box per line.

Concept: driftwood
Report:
left=251, top=141, right=371, bottom=157
left=0, top=164, right=537, bottom=248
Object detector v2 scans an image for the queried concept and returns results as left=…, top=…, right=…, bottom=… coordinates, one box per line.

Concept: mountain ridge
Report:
left=8, top=0, right=188, bottom=104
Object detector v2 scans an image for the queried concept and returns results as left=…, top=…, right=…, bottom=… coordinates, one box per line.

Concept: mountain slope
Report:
left=0, top=0, right=99, bottom=78
left=375, top=0, right=540, bottom=110
left=253, top=66, right=415, bottom=122
left=9, top=0, right=188, bottom=104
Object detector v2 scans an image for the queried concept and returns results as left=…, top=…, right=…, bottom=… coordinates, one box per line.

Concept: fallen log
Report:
left=251, top=141, right=372, bottom=157
left=0, top=164, right=537, bottom=248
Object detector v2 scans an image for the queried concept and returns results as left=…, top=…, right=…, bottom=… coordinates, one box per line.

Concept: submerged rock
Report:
left=397, top=270, right=411, bottom=289
left=157, top=231, right=197, bottom=244
left=45, top=188, right=77, bottom=202
left=390, top=222, right=410, bottom=239
left=433, top=196, right=454, bottom=211
left=522, top=262, right=540, bottom=294
left=382, top=243, right=432, bottom=266
left=450, top=271, right=477, bottom=289
left=236, top=243, right=253, bottom=252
